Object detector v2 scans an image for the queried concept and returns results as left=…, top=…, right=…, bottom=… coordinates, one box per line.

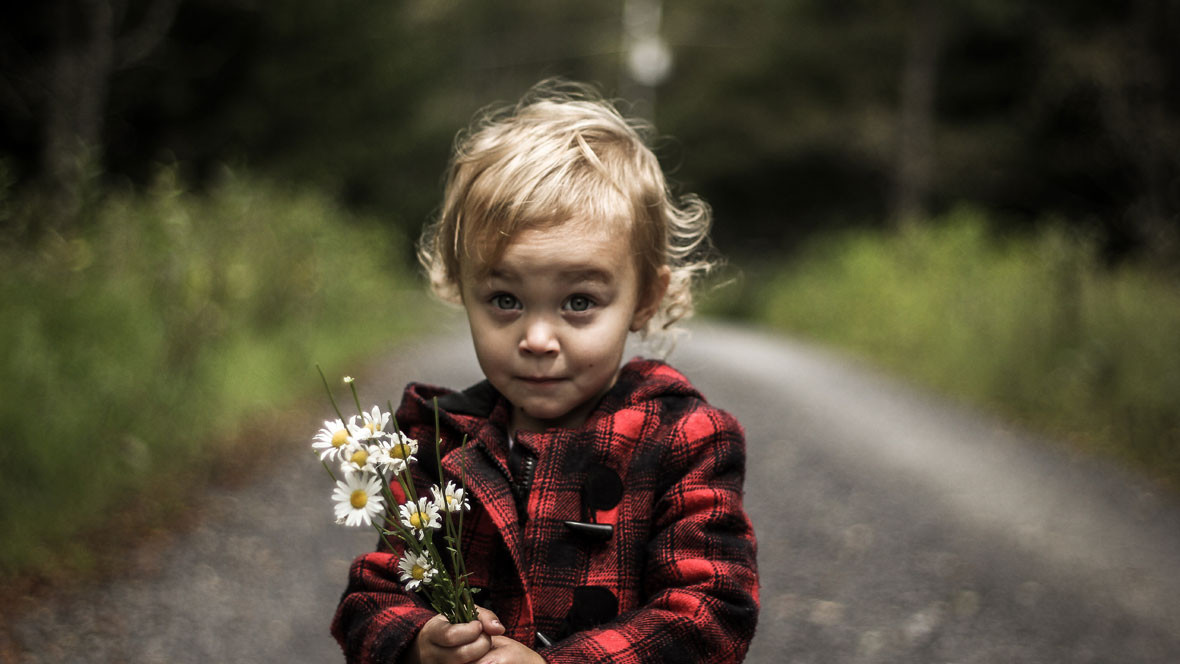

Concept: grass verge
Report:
left=730, top=207, right=1180, bottom=489
left=0, top=171, right=425, bottom=583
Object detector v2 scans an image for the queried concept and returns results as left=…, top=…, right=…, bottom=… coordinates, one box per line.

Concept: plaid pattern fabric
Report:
left=331, top=359, right=760, bottom=663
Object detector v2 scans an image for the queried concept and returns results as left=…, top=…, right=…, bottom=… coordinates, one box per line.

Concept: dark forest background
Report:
left=3, top=0, right=1178, bottom=262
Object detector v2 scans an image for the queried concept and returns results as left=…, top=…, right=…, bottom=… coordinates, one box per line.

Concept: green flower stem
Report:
left=316, top=365, right=348, bottom=424
left=456, top=462, right=470, bottom=585
left=378, top=467, right=400, bottom=509
left=394, top=464, right=419, bottom=506
left=375, top=469, right=423, bottom=556
left=346, top=380, right=365, bottom=418
left=424, top=533, right=467, bottom=623
left=374, top=522, right=403, bottom=557
left=442, top=526, right=462, bottom=618
left=432, top=399, right=462, bottom=615
left=433, top=402, right=464, bottom=603
left=382, top=520, right=418, bottom=556
left=318, top=455, right=339, bottom=484
left=429, top=399, right=475, bottom=623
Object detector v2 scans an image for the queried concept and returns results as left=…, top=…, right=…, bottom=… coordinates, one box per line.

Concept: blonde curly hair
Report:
left=418, top=79, right=716, bottom=340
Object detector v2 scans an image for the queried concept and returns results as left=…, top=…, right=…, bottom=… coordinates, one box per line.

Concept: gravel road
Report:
left=4, top=321, right=1179, bottom=662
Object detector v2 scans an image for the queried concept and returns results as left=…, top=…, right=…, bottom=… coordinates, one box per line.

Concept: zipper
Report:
left=509, top=446, right=537, bottom=523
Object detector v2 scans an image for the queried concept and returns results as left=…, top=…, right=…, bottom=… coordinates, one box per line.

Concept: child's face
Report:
left=460, top=220, right=657, bottom=434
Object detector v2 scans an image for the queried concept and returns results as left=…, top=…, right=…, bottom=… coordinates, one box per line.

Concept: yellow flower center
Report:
left=391, top=442, right=411, bottom=460
left=349, top=449, right=369, bottom=466
left=350, top=490, right=368, bottom=509
left=409, top=510, right=424, bottom=529
left=412, top=564, right=427, bottom=580
left=366, top=420, right=380, bottom=434
left=331, top=429, right=349, bottom=448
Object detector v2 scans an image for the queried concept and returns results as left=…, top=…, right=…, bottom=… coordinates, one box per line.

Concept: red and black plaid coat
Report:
left=331, top=359, right=759, bottom=663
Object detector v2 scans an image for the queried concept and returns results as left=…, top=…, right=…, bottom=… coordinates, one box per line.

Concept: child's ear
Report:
left=630, top=266, right=671, bottom=332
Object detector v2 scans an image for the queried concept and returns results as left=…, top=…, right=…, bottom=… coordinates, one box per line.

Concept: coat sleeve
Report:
left=330, top=455, right=437, bottom=663
left=539, top=405, right=760, bottom=664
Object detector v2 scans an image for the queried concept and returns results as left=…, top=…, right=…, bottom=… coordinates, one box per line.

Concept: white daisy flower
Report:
left=339, top=442, right=380, bottom=478
left=370, top=445, right=408, bottom=476
left=398, top=497, right=441, bottom=539
left=387, top=431, right=419, bottom=464
left=332, top=473, right=385, bottom=527
left=345, top=418, right=375, bottom=443
left=372, top=431, right=418, bottom=474
left=360, top=406, right=390, bottom=436
left=346, top=408, right=390, bottom=445
left=312, top=419, right=351, bottom=462
left=431, top=481, right=469, bottom=513
left=398, top=551, right=438, bottom=591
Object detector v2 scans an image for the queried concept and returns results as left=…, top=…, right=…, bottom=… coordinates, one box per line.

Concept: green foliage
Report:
left=0, top=173, right=424, bottom=578
left=752, top=208, right=1180, bottom=486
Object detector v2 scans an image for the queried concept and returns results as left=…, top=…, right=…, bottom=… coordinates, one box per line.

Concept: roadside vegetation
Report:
left=0, top=172, right=423, bottom=582
left=715, top=208, right=1180, bottom=490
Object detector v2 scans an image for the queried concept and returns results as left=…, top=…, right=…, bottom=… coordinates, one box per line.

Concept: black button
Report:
left=585, top=464, right=623, bottom=511
left=563, top=586, right=619, bottom=634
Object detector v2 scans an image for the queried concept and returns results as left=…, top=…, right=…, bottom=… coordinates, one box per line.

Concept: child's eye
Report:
left=564, top=295, right=595, bottom=312
left=490, top=293, right=521, bottom=310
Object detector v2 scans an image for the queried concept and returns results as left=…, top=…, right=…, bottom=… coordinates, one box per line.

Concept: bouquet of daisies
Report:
left=312, top=372, right=477, bottom=623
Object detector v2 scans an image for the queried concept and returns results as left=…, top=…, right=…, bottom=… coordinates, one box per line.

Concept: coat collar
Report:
left=419, top=357, right=702, bottom=440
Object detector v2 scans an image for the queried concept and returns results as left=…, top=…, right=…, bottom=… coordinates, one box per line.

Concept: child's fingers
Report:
left=443, top=635, right=493, bottom=664
left=422, top=615, right=483, bottom=648
left=473, top=636, right=545, bottom=664
left=475, top=605, right=505, bottom=636
left=414, top=615, right=493, bottom=664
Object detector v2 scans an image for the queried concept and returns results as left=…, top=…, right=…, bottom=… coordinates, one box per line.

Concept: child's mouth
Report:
left=519, top=376, right=562, bottom=385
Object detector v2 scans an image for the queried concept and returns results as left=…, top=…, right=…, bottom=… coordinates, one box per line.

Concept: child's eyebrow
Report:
left=560, top=268, right=613, bottom=284
left=487, top=266, right=614, bottom=284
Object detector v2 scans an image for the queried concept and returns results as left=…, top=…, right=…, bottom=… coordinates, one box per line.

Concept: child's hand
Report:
left=404, top=607, right=506, bottom=664
left=472, top=636, right=546, bottom=664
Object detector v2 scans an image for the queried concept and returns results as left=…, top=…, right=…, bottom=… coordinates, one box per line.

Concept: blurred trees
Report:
left=0, top=0, right=181, bottom=223
left=659, top=0, right=1180, bottom=261
left=1046, top=0, right=1180, bottom=258
left=892, top=0, right=943, bottom=225
left=1, top=0, right=1177, bottom=262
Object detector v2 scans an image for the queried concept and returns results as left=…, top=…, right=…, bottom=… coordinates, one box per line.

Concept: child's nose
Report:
left=520, top=317, right=559, bottom=355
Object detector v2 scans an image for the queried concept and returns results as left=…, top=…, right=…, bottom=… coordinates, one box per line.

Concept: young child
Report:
left=331, top=80, right=759, bottom=664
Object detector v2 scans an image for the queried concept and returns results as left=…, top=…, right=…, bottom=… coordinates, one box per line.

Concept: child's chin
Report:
left=525, top=407, right=573, bottom=423
left=517, top=403, right=581, bottom=429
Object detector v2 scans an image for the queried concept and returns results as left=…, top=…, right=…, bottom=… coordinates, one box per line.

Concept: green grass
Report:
left=0, top=172, right=425, bottom=580
left=739, top=207, right=1180, bottom=488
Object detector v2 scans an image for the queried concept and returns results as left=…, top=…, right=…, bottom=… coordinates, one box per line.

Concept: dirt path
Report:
left=4, top=322, right=1179, bottom=662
